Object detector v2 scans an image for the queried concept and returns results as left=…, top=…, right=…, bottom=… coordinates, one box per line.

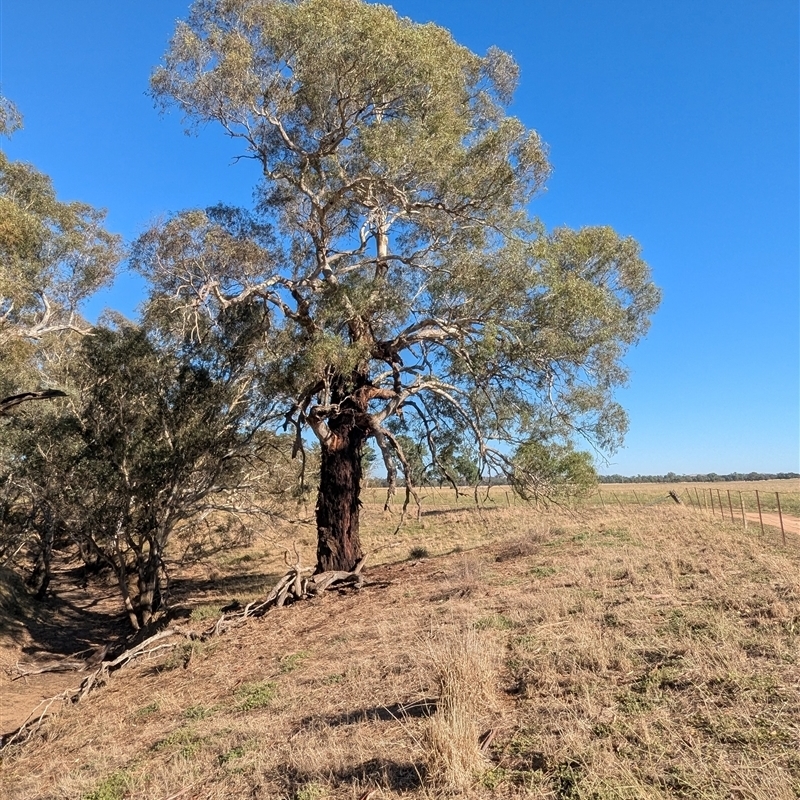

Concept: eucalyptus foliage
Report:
left=148, top=0, right=660, bottom=570
left=0, top=97, right=121, bottom=399
left=2, top=321, right=299, bottom=629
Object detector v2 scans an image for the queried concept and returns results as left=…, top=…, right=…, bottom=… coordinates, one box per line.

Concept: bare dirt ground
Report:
left=0, top=557, right=128, bottom=733
left=741, top=510, right=800, bottom=537
left=698, top=508, right=800, bottom=538
left=1, top=546, right=283, bottom=737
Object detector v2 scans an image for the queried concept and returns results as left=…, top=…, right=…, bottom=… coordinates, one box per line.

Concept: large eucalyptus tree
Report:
left=147, top=0, right=660, bottom=572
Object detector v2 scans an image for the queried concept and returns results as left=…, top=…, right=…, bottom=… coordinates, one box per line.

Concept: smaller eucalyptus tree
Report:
left=3, top=319, right=297, bottom=630
left=0, top=96, right=121, bottom=588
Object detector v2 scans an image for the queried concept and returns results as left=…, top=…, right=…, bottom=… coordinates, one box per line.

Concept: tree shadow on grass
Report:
left=1, top=564, right=127, bottom=657
left=167, top=571, right=283, bottom=605
left=0, top=563, right=282, bottom=659
left=420, top=507, right=465, bottom=518
left=300, top=697, right=438, bottom=728
left=286, top=758, right=425, bottom=794
left=333, top=758, right=425, bottom=791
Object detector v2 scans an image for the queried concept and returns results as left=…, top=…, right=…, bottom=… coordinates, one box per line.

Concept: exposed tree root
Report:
left=204, top=551, right=366, bottom=636
left=1, top=628, right=191, bottom=749
left=11, top=645, right=111, bottom=680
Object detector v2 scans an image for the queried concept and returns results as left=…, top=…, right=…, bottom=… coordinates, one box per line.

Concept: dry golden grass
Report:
left=596, top=479, right=800, bottom=517
left=363, top=478, right=800, bottom=521
left=1, top=500, right=798, bottom=799
left=421, top=621, right=500, bottom=791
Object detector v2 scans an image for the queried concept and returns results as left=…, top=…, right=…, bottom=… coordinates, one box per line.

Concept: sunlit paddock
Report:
left=3, top=495, right=798, bottom=800
left=360, top=479, right=800, bottom=528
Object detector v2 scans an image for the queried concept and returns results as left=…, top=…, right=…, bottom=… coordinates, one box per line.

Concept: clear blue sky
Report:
left=1, top=1, right=797, bottom=475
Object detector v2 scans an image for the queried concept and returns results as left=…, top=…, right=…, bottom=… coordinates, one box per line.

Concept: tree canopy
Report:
left=146, top=0, right=661, bottom=571
left=2, top=315, right=302, bottom=628
left=0, top=97, right=121, bottom=403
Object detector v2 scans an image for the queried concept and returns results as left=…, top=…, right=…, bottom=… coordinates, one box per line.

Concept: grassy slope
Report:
left=1, top=502, right=798, bottom=800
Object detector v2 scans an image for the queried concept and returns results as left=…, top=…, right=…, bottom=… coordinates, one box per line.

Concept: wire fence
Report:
left=679, top=487, right=792, bottom=545
left=594, top=486, right=797, bottom=546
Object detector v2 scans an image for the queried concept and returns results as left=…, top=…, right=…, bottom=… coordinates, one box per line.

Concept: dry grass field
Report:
left=1, top=486, right=799, bottom=799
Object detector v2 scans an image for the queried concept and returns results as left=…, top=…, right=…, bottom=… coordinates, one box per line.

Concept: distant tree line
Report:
left=599, top=472, right=798, bottom=484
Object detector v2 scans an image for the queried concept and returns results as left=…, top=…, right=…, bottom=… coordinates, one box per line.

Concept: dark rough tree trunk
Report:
left=315, top=402, right=368, bottom=573
left=136, top=549, right=162, bottom=628
left=30, top=535, right=53, bottom=600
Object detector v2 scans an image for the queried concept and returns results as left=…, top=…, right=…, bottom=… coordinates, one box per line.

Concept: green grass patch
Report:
left=279, top=651, right=308, bottom=673
left=183, top=704, right=216, bottom=721
left=474, top=613, right=515, bottom=631
left=163, top=642, right=193, bottom=670
left=528, top=564, right=557, bottom=578
left=218, top=745, right=246, bottom=765
left=511, top=634, right=540, bottom=651
left=234, top=681, right=276, bottom=711
left=133, top=701, right=159, bottom=721
left=189, top=604, right=222, bottom=622
left=294, top=782, right=327, bottom=800
left=81, top=771, right=130, bottom=800
left=153, top=726, right=204, bottom=758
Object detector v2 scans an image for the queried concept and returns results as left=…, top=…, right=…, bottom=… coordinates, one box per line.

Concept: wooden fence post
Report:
left=709, top=488, right=715, bottom=516
left=598, top=490, right=605, bottom=508
left=775, top=492, right=786, bottom=546
left=755, top=490, right=765, bottom=537
left=726, top=490, right=735, bottom=523
left=613, top=492, right=624, bottom=509
left=716, top=489, right=723, bottom=520
left=738, top=491, right=747, bottom=530
left=694, top=488, right=702, bottom=510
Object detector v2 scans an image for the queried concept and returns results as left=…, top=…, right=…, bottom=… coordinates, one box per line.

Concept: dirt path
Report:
left=742, top=510, right=800, bottom=537
left=704, top=509, right=800, bottom=538
left=0, top=558, right=128, bottom=735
